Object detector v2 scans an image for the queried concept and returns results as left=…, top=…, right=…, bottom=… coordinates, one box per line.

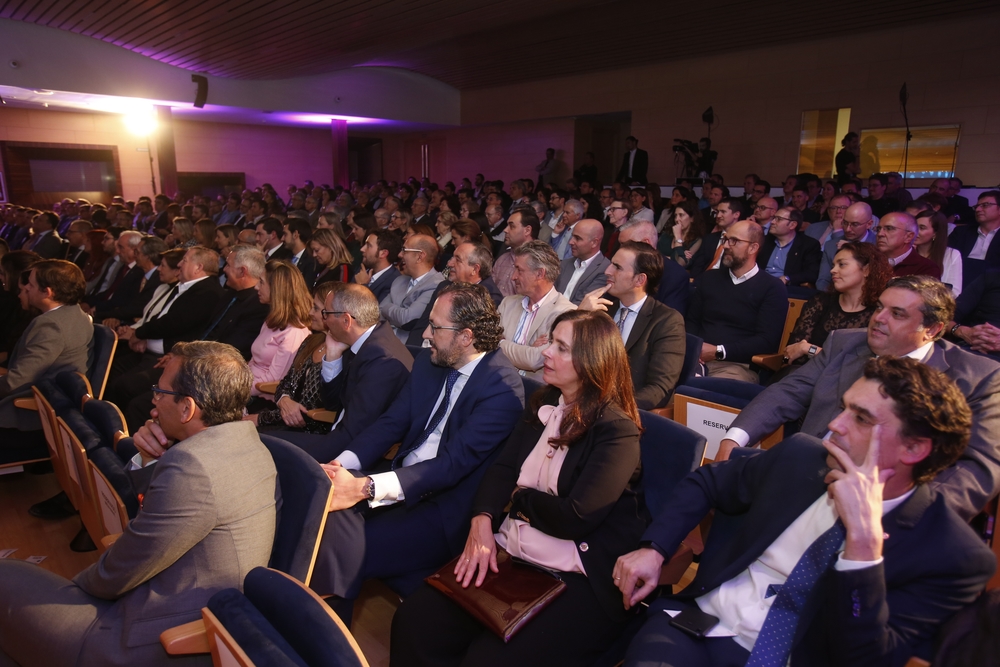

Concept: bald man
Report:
left=553, top=218, right=611, bottom=305
left=380, top=233, right=445, bottom=343
left=816, top=201, right=878, bottom=290
left=876, top=211, right=943, bottom=279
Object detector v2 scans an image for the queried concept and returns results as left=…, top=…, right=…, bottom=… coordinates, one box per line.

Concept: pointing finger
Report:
left=863, top=424, right=882, bottom=472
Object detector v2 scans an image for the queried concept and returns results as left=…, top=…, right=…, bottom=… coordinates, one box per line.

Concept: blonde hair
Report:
left=264, top=260, right=312, bottom=330
left=311, top=228, right=354, bottom=268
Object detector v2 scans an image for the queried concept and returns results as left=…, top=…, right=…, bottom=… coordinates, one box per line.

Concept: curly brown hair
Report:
left=831, top=241, right=892, bottom=308
left=530, top=310, right=641, bottom=447
left=862, top=356, right=971, bottom=484
left=437, top=281, right=504, bottom=352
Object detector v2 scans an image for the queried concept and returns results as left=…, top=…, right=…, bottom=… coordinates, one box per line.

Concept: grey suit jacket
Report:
left=622, top=297, right=686, bottom=410
left=0, top=304, right=92, bottom=429
left=73, top=421, right=277, bottom=666
left=497, top=288, right=576, bottom=377
left=730, top=328, right=1000, bottom=521
left=554, top=254, right=611, bottom=305
left=379, top=269, right=445, bottom=343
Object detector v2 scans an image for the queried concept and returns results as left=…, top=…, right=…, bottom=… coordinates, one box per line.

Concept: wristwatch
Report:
left=807, top=345, right=819, bottom=358
left=715, top=345, right=725, bottom=361
left=362, top=476, right=375, bottom=501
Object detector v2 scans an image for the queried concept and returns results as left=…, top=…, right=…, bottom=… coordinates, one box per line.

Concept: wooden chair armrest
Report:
left=751, top=353, right=786, bottom=373
left=13, top=397, right=38, bottom=411
left=305, top=409, right=338, bottom=423
left=160, top=619, right=210, bottom=655
left=0, top=367, right=7, bottom=377
left=903, top=658, right=930, bottom=667
left=255, top=381, right=279, bottom=395
left=650, top=406, right=673, bottom=420
left=100, top=533, right=122, bottom=549
left=658, top=541, right=694, bottom=586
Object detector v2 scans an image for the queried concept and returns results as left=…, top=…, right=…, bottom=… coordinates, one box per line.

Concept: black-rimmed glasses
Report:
left=321, top=310, right=348, bottom=318
left=151, top=385, right=187, bottom=401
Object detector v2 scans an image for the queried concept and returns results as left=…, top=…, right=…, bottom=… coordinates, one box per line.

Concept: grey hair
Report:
left=884, top=275, right=955, bottom=336
left=564, top=199, right=585, bottom=217
left=120, top=230, right=143, bottom=248
left=330, top=282, right=380, bottom=328
left=138, top=236, right=167, bottom=264
left=619, top=219, right=657, bottom=247
left=461, top=242, right=495, bottom=279
left=227, top=245, right=266, bottom=280
left=169, top=341, right=253, bottom=426
left=514, top=240, right=561, bottom=284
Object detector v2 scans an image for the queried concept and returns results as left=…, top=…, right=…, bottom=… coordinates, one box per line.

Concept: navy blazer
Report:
left=313, top=321, right=413, bottom=462
left=756, top=232, right=822, bottom=286
left=134, top=277, right=226, bottom=352
left=687, top=231, right=722, bottom=278
left=643, top=436, right=995, bottom=665
left=348, top=348, right=524, bottom=552
left=368, top=266, right=401, bottom=304
left=949, top=224, right=1000, bottom=286
left=405, top=278, right=504, bottom=346
left=93, top=265, right=146, bottom=320
left=203, top=287, right=270, bottom=360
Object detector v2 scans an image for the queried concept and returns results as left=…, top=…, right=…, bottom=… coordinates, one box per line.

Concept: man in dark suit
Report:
left=619, top=219, right=691, bottom=315
left=581, top=241, right=685, bottom=410
left=280, top=283, right=413, bottom=461
left=687, top=198, right=747, bottom=277
left=720, top=276, right=1000, bottom=522
left=757, top=207, right=822, bottom=286
left=617, top=357, right=994, bottom=667
left=88, top=230, right=146, bottom=321
left=354, top=229, right=400, bottom=302
left=949, top=190, right=1000, bottom=287
left=149, top=194, right=171, bottom=237
left=0, top=342, right=278, bottom=667
left=98, top=235, right=165, bottom=327
left=282, top=218, right=317, bottom=287
left=256, top=217, right=293, bottom=261
left=407, top=242, right=505, bottom=346
left=27, top=211, right=65, bottom=259
left=311, top=283, right=524, bottom=621
left=63, top=220, right=91, bottom=268
left=554, top=218, right=611, bottom=305
left=617, top=135, right=649, bottom=186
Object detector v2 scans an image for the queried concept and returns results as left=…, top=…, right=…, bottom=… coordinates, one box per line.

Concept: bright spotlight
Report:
left=124, top=111, right=157, bottom=136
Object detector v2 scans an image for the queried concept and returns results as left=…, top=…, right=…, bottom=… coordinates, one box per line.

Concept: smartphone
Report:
left=669, top=607, right=720, bottom=639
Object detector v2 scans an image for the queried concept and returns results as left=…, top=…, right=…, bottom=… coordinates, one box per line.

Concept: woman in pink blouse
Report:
left=392, top=310, right=646, bottom=667
left=249, top=260, right=312, bottom=400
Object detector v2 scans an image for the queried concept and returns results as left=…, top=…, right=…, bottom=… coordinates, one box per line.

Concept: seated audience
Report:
left=278, top=282, right=413, bottom=460
left=914, top=208, right=962, bottom=295
left=355, top=229, right=402, bottom=302
left=0, top=260, right=92, bottom=431
left=816, top=201, right=877, bottom=290
left=248, top=260, right=312, bottom=401
left=167, top=217, right=195, bottom=248
left=498, top=241, right=576, bottom=377
left=553, top=218, right=610, bottom=305
left=719, top=276, right=1000, bottom=521
left=687, top=197, right=746, bottom=277
left=866, top=171, right=900, bottom=218
left=686, top=220, right=788, bottom=382
left=392, top=309, right=645, bottom=666
left=86, top=230, right=144, bottom=317
left=100, top=235, right=166, bottom=327
left=310, top=283, right=523, bottom=623
left=618, top=219, right=690, bottom=315
left=380, top=233, right=445, bottom=343
left=580, top=241, right=685, bottom=409
left=661, top=199, right=705, bottom=265
left=256, top=217, right=292, bottom=261
left=876, top=211, right=942, bottom=279
left=0, top=250, right=40, bottom=360
left=757, top=207, right=822, bottom=286
left=493, top=209, right=540, bottom=298
left=949, top=270, right=1000, bottom=360
left=26, top=211, right=63, bottom=259
left=193, top=219, right=217, bottom=251
left=0, top=341, right=278, bottom=667
left=804, top=193, right=851, bottom=247
left=789, top=185, right=820, bottom=223
left=63, top=220, right=92, bottom=268
left=618, top=357, right=994, bottom=667
left=781, top=242, right=892, bottom=368
left=282, top=218, right=317, bottom=287
left=309, top=227, right=354, bottom=290
left=948, top=190, right=1000, bottom=287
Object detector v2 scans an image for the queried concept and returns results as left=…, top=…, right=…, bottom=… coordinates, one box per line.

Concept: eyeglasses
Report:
left=609, top=206, right=628, bottom=212
left=151, top=385, right=188, bottom=401
left=401, top=247, right=423, bottom=253
left=321, top=310, right=347, bottom=318
left=390, top=214, right=403, bottom=219
left=427, top=322, right=465, bottom=334
left=828, top=205, right=849, bottom=212
left=874, top=225, right=903, bottom=234
left=754, top=205, right=776, bottom=211
left=973, top=202, right=998, bottom=210
left=842, top=220, right=870, bottom=229
left=720, top=236, right=752, bottom=247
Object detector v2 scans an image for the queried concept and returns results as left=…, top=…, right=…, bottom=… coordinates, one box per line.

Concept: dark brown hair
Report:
left=32, top=259, right=86, bottom=305
left=531, top=309, right=641, bottom=447
left=832, top=241, right=893, bottom=307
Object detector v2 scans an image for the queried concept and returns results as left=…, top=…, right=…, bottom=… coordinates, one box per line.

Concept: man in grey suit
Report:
left=719, top=276, right=1000, bottom=521
left=0, top=341, right=277, bottom=667
left=553, top=218, right=610, bottom=305
left=497, top=241, right=576, bottom=377
left=380, top=233, right=444, bottom=343
left=816, top=201, right=877, bottom=290
left=0, top=259, right=92, bottom=431
left=26, top=211, right=64, bottom=259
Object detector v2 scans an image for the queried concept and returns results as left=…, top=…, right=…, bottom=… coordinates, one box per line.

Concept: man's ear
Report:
left=899, top=436, right=932, bottom=467
left=179, top=397, right=199, bottom=424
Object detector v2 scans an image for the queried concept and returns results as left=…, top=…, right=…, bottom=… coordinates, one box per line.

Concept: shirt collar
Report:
left=144, top=266, right=157, bottom=280
left=620, top=294, right=648, bottom=314
left=370, top=266, right=391, bottom=283
left=455, top=351, right=487, bottom=378
left=351, top=324, right=378, bottom=354
left=522, top=286, right=557, bottom=312
left=905, top=341, right=934, bottom=362
left=575, top=251, right=600, bottom=270
left=887, top=246, right=912, bottom=266
left=729, top=264, right=759, bottom=284
left=177, top=275, right=210, bottom=293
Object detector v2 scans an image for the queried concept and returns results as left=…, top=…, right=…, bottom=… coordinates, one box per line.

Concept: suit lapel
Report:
left=625, top=298, right=654, bottom=352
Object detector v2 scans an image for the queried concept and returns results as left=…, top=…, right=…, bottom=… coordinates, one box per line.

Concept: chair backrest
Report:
left=638, top=410, right=707, bottom=518
left=88, top=324, right=118, bottom=400
left=54, top=370, right=93, bottom=411
left=258, top=435, right=333, bottom=587
left=33, top=386, right=61, bottom=461
left=678, top=333, right=704, bottom=387
left=778, top=298, right=807, bottom=351
left=406, top=344, right=426, bottom=359
left=89, top=459, right=129, bottom=539
left=672, top=378, right=781, bottom=462
left=82, top=398, right=129, bottom=444
left=57, top=416, right=107, bottom=549
left=204, top=567, right=369, bottom=667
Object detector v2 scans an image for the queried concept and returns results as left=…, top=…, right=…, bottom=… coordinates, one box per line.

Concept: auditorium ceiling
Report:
left=1, top=0, right=997, bottom=90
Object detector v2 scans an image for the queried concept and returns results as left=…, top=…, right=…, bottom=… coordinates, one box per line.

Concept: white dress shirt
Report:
left=146, top=276, right=210, bottom=355
left=562, top=252, right=602, bottom=299
left=615, top=295, right=647, bottom=344
left=968, top=226, right=998, bottom=261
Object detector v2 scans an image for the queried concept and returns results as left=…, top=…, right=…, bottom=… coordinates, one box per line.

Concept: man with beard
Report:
left=308, top=283, right=524, bottom=624
left=685, top=220, right=788, bottom=382
left=355, top=229, right=402, bottom=303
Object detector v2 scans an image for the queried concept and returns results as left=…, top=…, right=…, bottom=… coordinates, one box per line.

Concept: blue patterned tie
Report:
left=745, top=519, right=846, bottom=667
left=393, top=369, right=460, bottom=469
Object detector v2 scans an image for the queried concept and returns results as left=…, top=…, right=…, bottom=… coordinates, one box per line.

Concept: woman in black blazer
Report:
left=391, top=310, right=647, bottom=667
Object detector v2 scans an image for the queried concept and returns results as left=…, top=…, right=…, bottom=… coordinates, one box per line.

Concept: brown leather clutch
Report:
left=425, top=548, right=567, bottom=643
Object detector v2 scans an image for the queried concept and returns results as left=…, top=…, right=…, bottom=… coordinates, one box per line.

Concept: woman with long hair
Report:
left=309, top=228, right=354, bottom=290
left=193, top=219, right=218, bottom=251
left=914, top=209, right=963, bottom=296
left=662, top=199, right=705, bottom=266
left=81, top=229, right=109, bottom=282
left=392, top=309, right=646, bottom=667
left=166, top=218, right=195, bottom=248
left=655, top=186, right=693, bottom=236
left=249, top=260, right=313, bottom=401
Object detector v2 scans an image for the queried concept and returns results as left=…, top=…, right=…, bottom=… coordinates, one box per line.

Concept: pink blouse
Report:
left=248, top=323, right=311, bottom=398
left=495, top=398, right=587, bottom=576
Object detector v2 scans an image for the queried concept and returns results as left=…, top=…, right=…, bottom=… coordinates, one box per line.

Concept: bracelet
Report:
left=951, top=323, right=961, bottom=336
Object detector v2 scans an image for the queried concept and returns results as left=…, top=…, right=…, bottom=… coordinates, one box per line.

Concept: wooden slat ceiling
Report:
left=1, top=0, right=996, bottom=89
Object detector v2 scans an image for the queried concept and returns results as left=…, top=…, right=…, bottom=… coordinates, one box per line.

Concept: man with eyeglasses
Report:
left=757, top=207, right=822, bottom=287
left=948, top=190, right=1000, bottom=286
left=380, top=234, right=445, bottom=344
left=688, top=198, right=747, bottom=277
left=805, top=193, right=851, bottom=247
left=602, top=199, right=631, bottom=257
left=876, top=211, right=942, bottom=280
left=747, top=179, right=770, bottom=210
left=749, top=196, right=778, bottom=234
left=816, top=201, right=878, bottom=290
left=885, top=171, right=914, bottom=209
left=541, top=189, right=568, bottom=243
left=686, top=220, right=788, bottom=382
left=307, top=282, right=523, bottom=624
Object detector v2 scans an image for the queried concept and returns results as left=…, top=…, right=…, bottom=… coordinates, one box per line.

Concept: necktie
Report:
left=102, top=263, right=129, bottom=300
left=89, top=258, right=116, bottom=296
left=745, top=520, right=846, bottom=667
left=710, top=239, right=726, bottom=269
left=139, top=276, right=148, bottom=291
left=394, top=369, right=461, bottom=469
left=202, top=296, right=238, bottom=339
left=616, top=307, right=629, bottom=335
left=291, top=254, right=299, bottom=265
left=150, top=284, right=181, bottom=321
left=144, top=284, right=177, bottom=321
